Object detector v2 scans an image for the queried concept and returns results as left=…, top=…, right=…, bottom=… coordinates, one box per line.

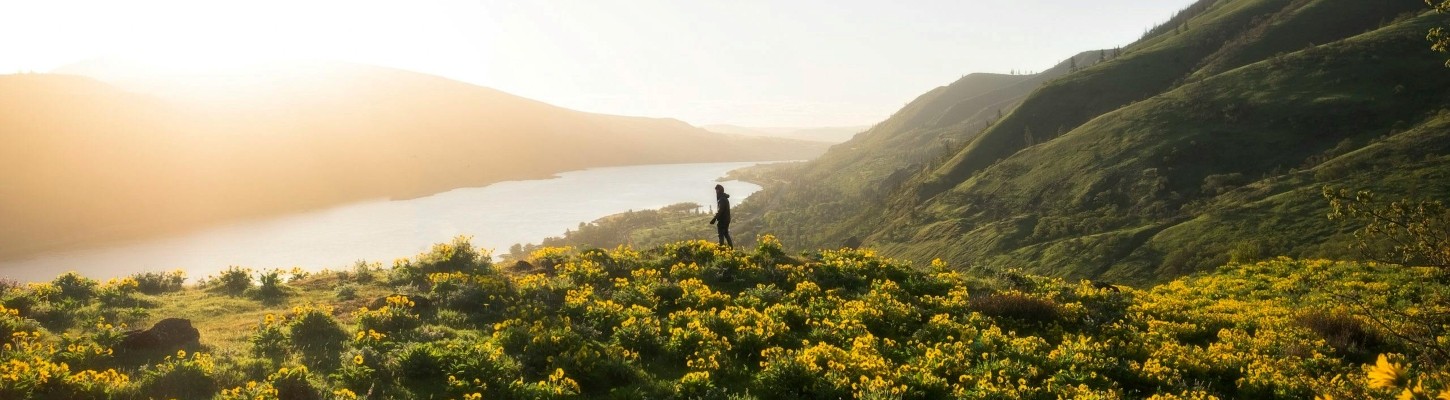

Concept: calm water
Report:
left=0, top=162, right=765, bottom=283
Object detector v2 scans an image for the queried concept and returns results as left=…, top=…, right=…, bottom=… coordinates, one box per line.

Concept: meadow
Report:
left=0, top=234, right=1443, bottom=399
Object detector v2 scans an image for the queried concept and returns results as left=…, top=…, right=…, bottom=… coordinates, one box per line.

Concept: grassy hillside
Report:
left=872, top=7, right=1450, bottom=283
left=0, top=65, right=826, bottom=262
left=727, top=50, right=1113, bottom=248
left=0, top=237, right=1442, bottom=398
left=706, top=0, right=1449, bottom=284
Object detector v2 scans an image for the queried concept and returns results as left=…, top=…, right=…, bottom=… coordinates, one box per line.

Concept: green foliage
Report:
left=353, top=295, right=423, bottom=336
left=1431, top=0, right=1450, bottom=67
left=252, top=269, right=288, bottom=301
left=50, top=272, right=96, bottom=303
left=1325, top=187, right=1450, bottom=268
left=287, top=304, right=347, bottom=368
left=391, top=236, right=494, bottom=286
left=129, top=270, right=185, bottom=295
left=4, top=237, right=1450, bottom=398
left=136, top=350, right=220, bottom=399
left=212, top=266, right=254, bottom=296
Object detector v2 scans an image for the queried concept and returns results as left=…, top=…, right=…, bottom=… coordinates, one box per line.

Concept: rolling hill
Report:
left=0, top=63, right=826, bottom=262
left=734, top=0, right=1447, bottom=284
left=546, top=0, right=1449, bottom=285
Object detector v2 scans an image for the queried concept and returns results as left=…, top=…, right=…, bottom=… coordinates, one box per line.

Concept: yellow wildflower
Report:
left=1368, top=354, right=1406, bottom=389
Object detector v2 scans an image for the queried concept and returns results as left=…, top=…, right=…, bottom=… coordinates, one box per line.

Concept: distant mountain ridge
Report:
left=0, top=62, right=827, bottom=262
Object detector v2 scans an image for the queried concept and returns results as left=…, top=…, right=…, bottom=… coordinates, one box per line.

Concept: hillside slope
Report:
left=736, top=50, right=1113, bottom=245
left=0, top=65, right=826, bottom=261
left=732, top=0, right=1444, bottom=284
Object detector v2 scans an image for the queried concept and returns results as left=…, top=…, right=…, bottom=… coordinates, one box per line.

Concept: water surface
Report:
left=0, top=162, right=764, bottom=283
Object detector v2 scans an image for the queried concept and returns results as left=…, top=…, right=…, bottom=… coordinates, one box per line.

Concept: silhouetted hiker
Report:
left=709, top=184, right=734, bottom=247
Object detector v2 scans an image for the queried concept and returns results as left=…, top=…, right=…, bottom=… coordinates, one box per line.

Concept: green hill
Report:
left=723, top=0, right=1447, bottom=284
left=0, top=65, right=827, bottom=262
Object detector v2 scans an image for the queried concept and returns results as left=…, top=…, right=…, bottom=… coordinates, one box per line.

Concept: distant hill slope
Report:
left=701, top=125, right=866, bottom=143
left=735, top=50, right=1114, bottom=246
left=0, top=64, right=826, bottom=261
left=730, top=0, right=1446, bottom=284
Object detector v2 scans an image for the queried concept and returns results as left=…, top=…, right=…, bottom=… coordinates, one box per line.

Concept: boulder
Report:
left=119, top=318, right=200, bottom=351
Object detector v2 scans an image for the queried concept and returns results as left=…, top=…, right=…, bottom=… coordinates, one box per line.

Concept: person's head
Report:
left=715, top=184, right=725, bottom=193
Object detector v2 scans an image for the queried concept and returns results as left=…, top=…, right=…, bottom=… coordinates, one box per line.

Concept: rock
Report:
left=119, top=318, right=200, bottom=351
left=507, top=260, right=539, bottom=274
left=1093, top=282, right=1121, bottom=293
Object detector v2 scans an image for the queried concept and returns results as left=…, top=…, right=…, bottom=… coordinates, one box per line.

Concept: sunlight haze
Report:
left=2, top=0, right=1197, bottom=127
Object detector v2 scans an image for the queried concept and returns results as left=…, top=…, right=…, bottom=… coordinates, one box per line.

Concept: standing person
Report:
left=709, top=184, right=734, bottom=247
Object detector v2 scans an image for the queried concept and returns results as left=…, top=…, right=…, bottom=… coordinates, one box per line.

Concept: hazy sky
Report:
left=1, top=0, right=1197, bottom=127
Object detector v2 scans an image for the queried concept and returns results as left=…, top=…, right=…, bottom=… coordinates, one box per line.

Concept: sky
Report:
left=0, top=0, right=1198, bottom=127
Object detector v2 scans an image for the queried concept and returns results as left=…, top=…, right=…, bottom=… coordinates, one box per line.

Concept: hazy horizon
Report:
left=2, top=0, right=1198, bottom=127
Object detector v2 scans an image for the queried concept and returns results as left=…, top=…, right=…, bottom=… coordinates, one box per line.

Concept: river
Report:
left=0, top=162, right=765, bottom=283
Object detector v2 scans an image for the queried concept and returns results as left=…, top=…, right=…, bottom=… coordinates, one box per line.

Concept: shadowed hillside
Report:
left=0, top=64, right=826, bottom=261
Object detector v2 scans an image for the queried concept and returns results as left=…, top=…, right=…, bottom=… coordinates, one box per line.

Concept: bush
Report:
left=51, top=272, right=97, bottom=303
left=97, top=277, right=146, bottom=309
left=137, top=351, right=219, bottom=399
left=288, top=304, right=347, bottom=368
left=395, top=343, right=446, bottom=381
left=392, top=236, right=494, bottom=285
left=213, top=266, right=253, bottom=295
left=334, top=284, right=359, bottom=301
left=354, top=295, right=423, bottom=336
left=253, top=269, right=287, bottom=301
left=130, top=270, right=186, bottom=295
left=352, top=261, right=379, bottom=284
left=1297, top=311, right=1382, bottom=362
left=250, top=314, right=289, bottom=362
left=269, top=365, right=323, bottom=400
left=970, top=292, right=1061, bottom=325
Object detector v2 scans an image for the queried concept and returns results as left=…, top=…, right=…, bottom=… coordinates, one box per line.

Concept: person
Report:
left=708, top=184, right=734, bottom=247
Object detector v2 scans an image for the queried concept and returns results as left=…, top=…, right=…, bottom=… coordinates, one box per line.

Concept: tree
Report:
left=1431, top=0, right=1450, bottom=67
left=1069, top=57, right=1078, bottom=72
left=1324, top=187, right=1450, bottom=269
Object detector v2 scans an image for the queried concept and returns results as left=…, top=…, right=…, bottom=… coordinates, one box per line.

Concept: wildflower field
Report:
left=0, top=236, right=1444, bottom=399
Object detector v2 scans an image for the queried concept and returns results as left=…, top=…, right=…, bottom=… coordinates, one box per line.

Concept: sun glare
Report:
left=6, top=0, right=489, bottom=79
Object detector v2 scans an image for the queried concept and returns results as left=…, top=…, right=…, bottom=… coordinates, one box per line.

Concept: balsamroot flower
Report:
left=1368, top=354, right=1406, bottom=389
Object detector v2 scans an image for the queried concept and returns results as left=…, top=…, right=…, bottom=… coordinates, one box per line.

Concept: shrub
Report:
left=130, top=270, right=186, bottom=295
left=392, top=236, right=494, bottom=285
left=253, top=269, right=287, bottom=301
left=354, top=295, right=423, bottom=336
left=213, top=266, right=253, bottom=295
left=137, top=350, right=219, bottom=399
left=395, top=343, right=446, bottom=381
left=334, top=284, right=359, bottom=300
left=288, top=304, right=347, bottom=368
left=269, top=365, right=323, bottom=400
left=1296, top=311, right=1382, bottom=362
left=352, top=261, right=379, bottom=284
left=970, top=292, right=1061, bottom=325
left=250, top=314, right=289, bottom=362
left=51, top=272, right=97, bottom=303
left=97, top=277, right=146, bottom=309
